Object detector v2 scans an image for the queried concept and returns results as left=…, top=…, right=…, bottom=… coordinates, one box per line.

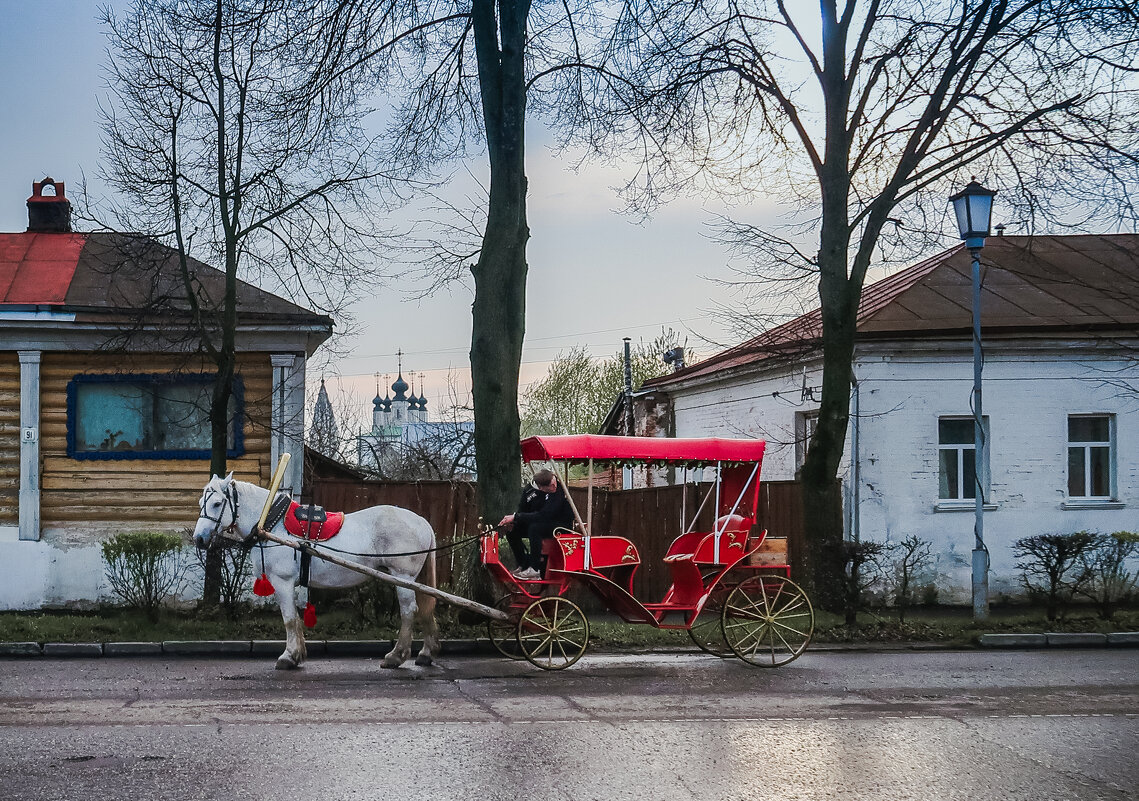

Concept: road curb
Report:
left=979, top=633, right=1048, bottom=648
left=42, top=642, right=103, bottom=657
left=1045, top=632, right=1108, bottom=647
left=0, top=633, right=1135, bottom=658
left=978, top=632, right=1139, bottom=649
left=162, top=640, right=252, bottom=656
left=0, top=642, right=42, bottom=657
left=105, top=642, right=163, bottom=656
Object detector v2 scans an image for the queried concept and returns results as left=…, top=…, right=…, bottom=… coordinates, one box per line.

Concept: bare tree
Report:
left=289, top=1, right=614, bottom=541
left=98, top=0, right=397, bottom=600
left=593, top=1, right=1139, bottom=601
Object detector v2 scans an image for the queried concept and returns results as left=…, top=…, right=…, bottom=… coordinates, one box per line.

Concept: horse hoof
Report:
left=275, top=657, right=298, bottom=670
left=380, top=657, right=403, bottom=669
left=415, top=654, right=434, bottom=667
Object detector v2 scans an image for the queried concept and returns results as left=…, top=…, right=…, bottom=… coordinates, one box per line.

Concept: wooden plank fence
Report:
left=311, top=478, right=835, bottom=597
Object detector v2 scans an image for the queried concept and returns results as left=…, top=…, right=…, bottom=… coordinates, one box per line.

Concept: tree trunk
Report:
left=467, top=0, right=531, bottom=604
left=797, top=4, right=856, bottom=610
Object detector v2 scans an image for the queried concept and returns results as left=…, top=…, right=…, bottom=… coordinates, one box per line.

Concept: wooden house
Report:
left=0, top=179, right=332, bottom=608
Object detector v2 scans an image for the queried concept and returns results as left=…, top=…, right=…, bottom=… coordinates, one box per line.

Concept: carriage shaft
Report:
left=256, top=529, right=511, bottom=622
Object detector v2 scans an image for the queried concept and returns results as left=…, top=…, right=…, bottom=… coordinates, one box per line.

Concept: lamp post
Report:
left=950, top=178, right=996, bottom=621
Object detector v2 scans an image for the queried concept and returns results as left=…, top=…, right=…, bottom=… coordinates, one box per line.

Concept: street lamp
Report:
left=950, top=177, right=996, bottom=621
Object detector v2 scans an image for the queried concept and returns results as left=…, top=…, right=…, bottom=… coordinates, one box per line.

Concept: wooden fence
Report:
left=311, top=478, right=833, bottom=598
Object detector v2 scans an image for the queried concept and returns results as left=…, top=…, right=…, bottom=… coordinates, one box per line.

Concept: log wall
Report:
left=3, top=351, right=277, bottom=527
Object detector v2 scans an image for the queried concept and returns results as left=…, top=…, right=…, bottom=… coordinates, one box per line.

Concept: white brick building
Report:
left=643, top=235, right=1139, bottom=603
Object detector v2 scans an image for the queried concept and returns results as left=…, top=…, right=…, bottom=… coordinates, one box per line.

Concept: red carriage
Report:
left=482, top=435, right=815, bottom=670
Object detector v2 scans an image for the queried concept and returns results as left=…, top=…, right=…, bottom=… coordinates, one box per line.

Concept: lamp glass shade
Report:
left=949, top=179, right=996, bottom=240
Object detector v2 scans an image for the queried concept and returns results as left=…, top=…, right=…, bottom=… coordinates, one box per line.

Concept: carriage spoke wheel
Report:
left=517, top=596, right=589, bottom=670
left=721, top=575, right=814, bottom=667
left=687, top=583, right=731, bottom=658
left=487, top=595, right=525, bottom=660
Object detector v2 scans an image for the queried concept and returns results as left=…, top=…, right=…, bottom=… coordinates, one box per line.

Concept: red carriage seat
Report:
left=663, top=516, right=754, bottom=565
left=661, top=519, right=759, bottom=608
left=554, top=532, right=640, bottom=594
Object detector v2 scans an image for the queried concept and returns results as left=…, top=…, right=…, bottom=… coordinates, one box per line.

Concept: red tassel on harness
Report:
left=253, top=573, right=276, bottom=597
left=303, top=602, right=317, bottom=628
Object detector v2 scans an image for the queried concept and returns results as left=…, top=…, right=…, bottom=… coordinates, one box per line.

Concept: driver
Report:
left=498, top=469, right=574, bottom=580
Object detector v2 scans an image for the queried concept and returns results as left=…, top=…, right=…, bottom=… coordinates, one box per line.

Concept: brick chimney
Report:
left=27, top=177, right=72, bottom=233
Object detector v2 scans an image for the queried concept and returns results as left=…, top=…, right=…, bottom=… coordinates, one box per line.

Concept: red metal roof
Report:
left=521, top=434, right=766, bottom=463
left=0, top=233, right=85, bottom=303
left=647, top=234, right=1139, bottom=388
left=0, top=231, right=332, bottom=328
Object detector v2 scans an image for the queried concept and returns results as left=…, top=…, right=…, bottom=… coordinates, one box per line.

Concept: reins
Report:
left=303, top=533, right=482, bottom=560
left=201, top=484, right=482, bottom=560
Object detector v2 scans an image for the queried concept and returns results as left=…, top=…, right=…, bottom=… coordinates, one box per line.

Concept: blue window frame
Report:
left=66, top=373, right=244, bottom=460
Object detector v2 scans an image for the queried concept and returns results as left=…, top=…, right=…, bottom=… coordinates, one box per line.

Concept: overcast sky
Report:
left=0, top=0, right=792, bottom=430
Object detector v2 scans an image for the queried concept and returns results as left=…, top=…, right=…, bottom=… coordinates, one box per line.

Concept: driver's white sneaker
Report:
left=514, top=567, right=540, bottom=580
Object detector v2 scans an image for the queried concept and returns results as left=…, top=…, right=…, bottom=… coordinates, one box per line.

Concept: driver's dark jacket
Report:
left=513, top=483, right=575, bottom=537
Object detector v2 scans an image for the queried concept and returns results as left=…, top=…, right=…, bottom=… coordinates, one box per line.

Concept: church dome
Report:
left=391, top=373, right=409, bottom=402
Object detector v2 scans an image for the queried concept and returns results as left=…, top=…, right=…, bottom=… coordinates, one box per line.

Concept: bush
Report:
left=885, top=535, right=934, bottom=623
left=350, top=579, right=399, bottom=626
left=1012, top=532, right=1097, bottom=621
left=195, top=541, right=252, bottom=620
left=101, top=531, right=189, bottom=621
left=1077, top=532, right=1139, bottom=620
left=842, top=540, right=888, bottom=625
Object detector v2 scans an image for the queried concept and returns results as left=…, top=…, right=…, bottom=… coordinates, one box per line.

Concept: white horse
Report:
left=192, top=474, right=440, bottom=670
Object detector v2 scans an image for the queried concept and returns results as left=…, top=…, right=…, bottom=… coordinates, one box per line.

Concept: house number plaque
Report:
left=21, top=427, right=37, bottom=443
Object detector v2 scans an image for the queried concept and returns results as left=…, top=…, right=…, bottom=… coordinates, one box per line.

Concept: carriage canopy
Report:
left=520, top=434, right=766, bottom=465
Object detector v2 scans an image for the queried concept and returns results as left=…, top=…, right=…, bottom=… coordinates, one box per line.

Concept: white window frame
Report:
left=795, top=410, right=819, bottom=470
left=1066, top=414, right=1115, bottom=501
left=937, top=416, right=989, bottom=504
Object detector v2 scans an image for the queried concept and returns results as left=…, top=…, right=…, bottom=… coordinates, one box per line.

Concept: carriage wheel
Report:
left=517, top=596, right=589, bottom=670
left=687, top=583, right=731, bottom=658
left=721, top=575, right=814, bottom=667
left=487, top=595, right=525, bottom=660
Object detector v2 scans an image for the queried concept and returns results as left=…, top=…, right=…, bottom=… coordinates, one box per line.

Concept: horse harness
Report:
left=259, top=495, right=346, bottom=587
left=200, top=482, right=242, bottom=543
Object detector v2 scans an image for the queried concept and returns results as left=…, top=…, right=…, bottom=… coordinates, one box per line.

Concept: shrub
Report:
left=1077, top=532, right=1139, bottom=620
left=1012, top=532, right=1097, bottom=621
left=194, top=541, right=253, bottom=619
left=842, top=540, right=888, bottom=626
left=886, top=535, right=934, bottom=623
left=101, top=531, right=189, bottom=621
left=351, top=579, right=399, bottom=626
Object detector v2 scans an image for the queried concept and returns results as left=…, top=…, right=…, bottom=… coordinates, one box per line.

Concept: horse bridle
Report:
left=199, top=482, right=242, bottom=547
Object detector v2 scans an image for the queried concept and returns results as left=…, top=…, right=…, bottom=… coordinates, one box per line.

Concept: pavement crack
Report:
left=450, top=678, right=507, bottom=722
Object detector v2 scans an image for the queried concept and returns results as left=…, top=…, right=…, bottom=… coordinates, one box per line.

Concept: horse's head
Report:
left=193, top=472, right=239, bottom=549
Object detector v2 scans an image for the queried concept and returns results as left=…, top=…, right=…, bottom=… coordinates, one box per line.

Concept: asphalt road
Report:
left=0, top=649, right=1135, bottom=800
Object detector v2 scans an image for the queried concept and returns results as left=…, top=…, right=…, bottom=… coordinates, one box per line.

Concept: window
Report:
left=67, top=374, right=244, bottom=460
left=1067, top=415, right=1113, bottom=499
left=938, top=417, right=987, bottom=500
left=795, top=410, right=819, bottom=469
